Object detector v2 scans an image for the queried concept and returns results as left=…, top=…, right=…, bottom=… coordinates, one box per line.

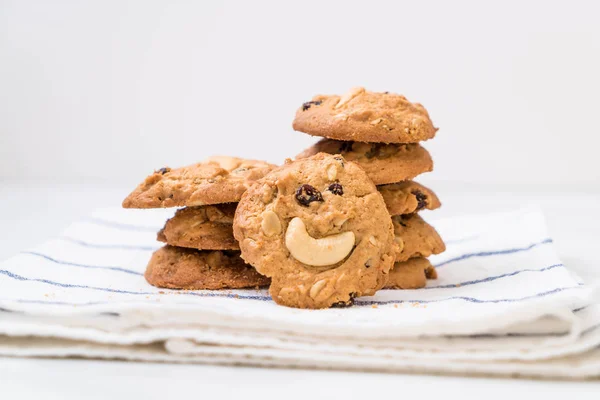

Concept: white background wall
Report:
left=1, top=0, right=599, bottom=190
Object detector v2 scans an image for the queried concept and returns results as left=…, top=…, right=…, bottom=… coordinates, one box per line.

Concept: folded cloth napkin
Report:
left=1, top=207, right=599, bottom=379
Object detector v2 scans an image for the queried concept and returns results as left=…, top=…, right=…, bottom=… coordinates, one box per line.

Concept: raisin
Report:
left=412, top=189, right=428, bottom=210
left=398, top=214, right=411, bottom=227
left=301, top=100, right=322, bottom=111
left=295, top=184, right=323, bottom=206
left=331, top=299, right=353, bottom=308
left=338, top=141, right=354, bottom=153
left=156, top=167, right=170, bottom=175
left=365, top=143, right=384, bottom=159
left=328, top=182, right=343, bottom=196
left=331, top=293, right=356, bottom=308
left=425, top=267, right=437, bottom=279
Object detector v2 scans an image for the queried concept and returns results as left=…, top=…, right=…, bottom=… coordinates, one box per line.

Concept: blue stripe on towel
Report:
left=354, top=285, right=584, bottom=306
left=0, top=269, right=271, bottom=300
left=435, top=238, right=553, bottom=268
left=52, top=236, right=554, bottom=272
left=14, top=247, right=567, bottom=290
left=425, top=263, right=564, bottom=289
left=20, top=252, right=143, bottom=276
left=0, top=268, right=584, bottom=306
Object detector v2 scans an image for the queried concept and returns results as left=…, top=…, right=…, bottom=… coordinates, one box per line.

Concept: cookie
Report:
left=384, top=257, right=437, bottom=289
left=157, top=204, right=239, bottom=250
left=293, top=87, right=438, bottom=143
left=378, top=181, right=441, bottom=216
left=296, top=139, right=432, bottom=185
left=393, top=214, right=446, bottom=262
left=233, top=153, right=396, bottom=309
left=123, top=156, right=276, bottom=209
left=145, top=245, right=270, bottom=290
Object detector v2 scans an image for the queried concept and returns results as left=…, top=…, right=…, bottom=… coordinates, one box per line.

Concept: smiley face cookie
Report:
left=297, top=139, right=433, bottom=185
left=123, top=156, right=276, bottom=208
left=233, top=153, right=396, bottom=309
left=293, top=87, right=438, bottom=143
left=157, top=204, right=239, bottom=250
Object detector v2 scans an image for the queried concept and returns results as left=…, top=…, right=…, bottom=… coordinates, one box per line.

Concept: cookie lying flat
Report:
left=378, top=181, right=441, bottom=216
left=296, top=139, right=432, bottom=185
left=123, top=156, right=276, bottom=208
left=393, top=214, right=446, bottom=262
left=145, top=245, right=269, bottom=290
left=293, top=87, right=438, bottom=143
left=234, top=153, right=396, bottom=309
left=384, top=257, right=437, bottom=290
left=157, top=204, right=239, bottom=250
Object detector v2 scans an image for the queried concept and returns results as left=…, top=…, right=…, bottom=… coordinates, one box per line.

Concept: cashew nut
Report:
left=285, top=217, right=355, bottom=266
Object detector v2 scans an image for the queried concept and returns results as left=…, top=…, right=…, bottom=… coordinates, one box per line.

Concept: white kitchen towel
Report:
left=0, top=206, right=599, bottom=379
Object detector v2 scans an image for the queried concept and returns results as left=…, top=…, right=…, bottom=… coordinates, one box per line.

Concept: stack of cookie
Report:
left=294, top=87, right=446, bottom=290
left=122, top=156, right=275, bottom=290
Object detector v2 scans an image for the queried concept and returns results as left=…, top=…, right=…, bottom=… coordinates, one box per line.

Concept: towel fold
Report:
left=1, top=206, right=598, bottom=379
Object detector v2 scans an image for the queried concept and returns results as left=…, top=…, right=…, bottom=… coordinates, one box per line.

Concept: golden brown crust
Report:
left=293, top=87, right=438, bottom=143
left=157, top=204, right=238, bottom=250
left=145, top=245, right=270, bottom=290
left=296, top=139, right=432, bottom=185
left=122, top=156, right=276, bottom=209
left=384, top=257, right=437, bottom=289
left=378, top=181, right=441, bottom=216
left=233, top=153, right=396, bottom=309
left=393, top=214, right=446, bottom=262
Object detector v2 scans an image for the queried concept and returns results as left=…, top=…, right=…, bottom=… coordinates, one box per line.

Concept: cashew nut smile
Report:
left=285, top=217, right=355, bottom=267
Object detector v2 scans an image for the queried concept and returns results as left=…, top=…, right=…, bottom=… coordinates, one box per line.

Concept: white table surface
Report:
left=1, top=182, right=600, bottom=398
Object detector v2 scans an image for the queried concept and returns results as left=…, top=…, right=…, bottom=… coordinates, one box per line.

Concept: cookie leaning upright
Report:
left=233, top=153, right=396, bottom=309
left=293, top=87, right=438, bottom=144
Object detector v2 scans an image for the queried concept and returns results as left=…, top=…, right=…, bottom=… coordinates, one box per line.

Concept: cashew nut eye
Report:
left=285, top=217, right=355, bottom=267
